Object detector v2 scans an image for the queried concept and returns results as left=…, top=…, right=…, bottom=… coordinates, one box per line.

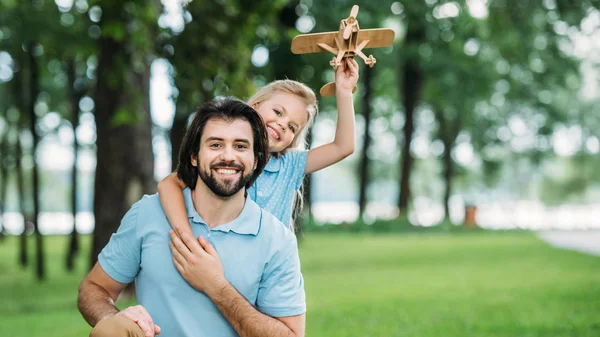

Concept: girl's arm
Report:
left=305, top=58, right=358, bottom=174
left=157, top=172, right=194, bottom=236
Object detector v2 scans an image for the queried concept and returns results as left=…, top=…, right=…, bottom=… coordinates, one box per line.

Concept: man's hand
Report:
left=115, top=305, right=161, bottom=337
left=334, top=58, right=359, bottom=92
left=169, top=230, right=228, bottom=295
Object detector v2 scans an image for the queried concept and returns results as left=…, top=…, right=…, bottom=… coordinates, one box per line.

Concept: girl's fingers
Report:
left=169, top=241, right=187, bottom=267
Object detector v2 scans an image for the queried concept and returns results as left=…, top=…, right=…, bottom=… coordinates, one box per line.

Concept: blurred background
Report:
left=0, top=0, right=599, bottom=336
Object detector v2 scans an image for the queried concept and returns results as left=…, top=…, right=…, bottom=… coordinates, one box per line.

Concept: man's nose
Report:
left=219, top=145, right=236, bottom=160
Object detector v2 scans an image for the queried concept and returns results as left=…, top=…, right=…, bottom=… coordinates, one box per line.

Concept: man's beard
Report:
left=199, top=161, right=253, bottom=198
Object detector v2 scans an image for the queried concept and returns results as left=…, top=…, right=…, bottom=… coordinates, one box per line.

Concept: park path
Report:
left=537, top=231, right=600, bottom=256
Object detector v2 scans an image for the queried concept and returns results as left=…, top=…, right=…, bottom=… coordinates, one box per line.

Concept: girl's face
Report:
left=252, top=92, right=309, bottom=153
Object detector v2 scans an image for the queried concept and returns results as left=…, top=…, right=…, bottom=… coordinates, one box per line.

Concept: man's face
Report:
left=192, top=118, right=257, bottom=198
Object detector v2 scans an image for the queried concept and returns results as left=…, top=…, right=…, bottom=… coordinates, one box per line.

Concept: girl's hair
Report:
left=247, top=79, right=318, bottom=154
left=247, top=80, right=318, bottom=232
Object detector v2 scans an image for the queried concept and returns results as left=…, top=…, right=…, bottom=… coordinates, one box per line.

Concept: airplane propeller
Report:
left=350, top=5, right=359, bottom=18
left=343, top=5, right=360, bottom=39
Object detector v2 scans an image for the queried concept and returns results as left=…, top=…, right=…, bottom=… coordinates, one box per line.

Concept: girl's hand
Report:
left=334, top=58, right=359, bottom=93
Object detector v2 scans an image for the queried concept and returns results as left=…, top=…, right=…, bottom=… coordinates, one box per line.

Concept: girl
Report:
left=158, top=58, right=359, bottom=232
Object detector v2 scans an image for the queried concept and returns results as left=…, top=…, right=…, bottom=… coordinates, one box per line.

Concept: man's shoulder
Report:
left=256, top=205, right=296, bottom=245
left=132, top=193, right=164, bottom=218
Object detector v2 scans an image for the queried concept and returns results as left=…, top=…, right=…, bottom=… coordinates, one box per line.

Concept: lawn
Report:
left=0, top=231, right=598, bottom=337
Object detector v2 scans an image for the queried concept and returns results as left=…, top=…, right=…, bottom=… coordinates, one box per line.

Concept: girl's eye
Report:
left=289, top=125, right=295, bottom=133
left=274, top=109, right=282, bottom=116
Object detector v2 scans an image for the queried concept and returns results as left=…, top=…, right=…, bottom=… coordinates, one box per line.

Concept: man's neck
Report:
left=191, top=183, right=246, bottom=229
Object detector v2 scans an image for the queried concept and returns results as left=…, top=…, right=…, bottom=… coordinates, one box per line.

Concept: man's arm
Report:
left=208, top=281, right=305, bottom=337
left=169, top=232, right=305, bottom=337
left=78, top=262, right=125, bottom=326
left=78, top=263, right=161, bottom=337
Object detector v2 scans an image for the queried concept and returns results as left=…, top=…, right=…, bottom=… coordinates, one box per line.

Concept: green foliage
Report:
left=167, top=0, right=288, bottom=118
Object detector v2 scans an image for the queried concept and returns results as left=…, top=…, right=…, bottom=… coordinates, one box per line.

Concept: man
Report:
left=78, top=98, right=306, bottom=337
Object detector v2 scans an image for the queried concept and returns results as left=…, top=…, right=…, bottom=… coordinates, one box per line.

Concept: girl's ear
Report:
left=251, top=102, right=260, bottom=110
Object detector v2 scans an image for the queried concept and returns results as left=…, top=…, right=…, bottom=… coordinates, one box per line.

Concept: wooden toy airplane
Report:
left=291, top=5, right=395, bottom=96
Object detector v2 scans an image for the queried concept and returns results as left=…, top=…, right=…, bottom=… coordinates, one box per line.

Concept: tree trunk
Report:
left=16, top=131, right=28, bottom=268
left=12, top=57, right=29, bottom=267
left=90, top=12, right=155, bottom=268
left=28, top=41, right=45, bottom=281
left=132, top=61, right=156, bottom=195
left=441, top=134, right=454, bottom=220
left=66, top=59, right=84, bottom=272
left=358, top=66, right=373, bottom=218
left=437, top=110, right=461, bottom=220
left=90, top=29, right=128, bottom=267
left=170, top=117, right=188, bottom=171
left=0, top=119, right=9, bottom=242
left=273, top=3, right=300, bottom=81
left=397, top=23, right=425, bottom=216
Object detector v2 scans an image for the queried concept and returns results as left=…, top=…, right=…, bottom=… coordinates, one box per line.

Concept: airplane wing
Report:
left=291, top=31, right=338, bottom=54
left=291, top=29, right=395, bottom=54
left=357, top=29, right=395, bottom=49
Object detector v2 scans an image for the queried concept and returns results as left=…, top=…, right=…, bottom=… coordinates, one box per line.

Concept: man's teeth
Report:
left=216, top=169, right=238, bottom=175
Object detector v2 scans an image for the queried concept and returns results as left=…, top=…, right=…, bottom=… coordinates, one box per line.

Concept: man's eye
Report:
left=236, top=144, right=248, bottom=149
left=210, top=143, right=221, bottom=148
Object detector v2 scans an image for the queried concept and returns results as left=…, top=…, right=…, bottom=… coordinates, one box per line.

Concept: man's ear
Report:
left=191, top=153, right=198, bottom=167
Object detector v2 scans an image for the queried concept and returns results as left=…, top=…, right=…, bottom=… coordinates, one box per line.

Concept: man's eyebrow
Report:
left=234, top=139, right=251, bottom=145
left=204, top=136, right=224, bottom=142
left=204, top=136, right=251, bottom=144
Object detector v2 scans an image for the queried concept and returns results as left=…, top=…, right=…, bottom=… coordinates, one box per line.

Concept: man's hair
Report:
left=176, top=97, right=269, bottom=190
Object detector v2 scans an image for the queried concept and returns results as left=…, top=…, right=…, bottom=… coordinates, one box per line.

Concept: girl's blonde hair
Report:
left=247, top=79, right=318, bottom=154
left=247, top=80, right=318, bottom=232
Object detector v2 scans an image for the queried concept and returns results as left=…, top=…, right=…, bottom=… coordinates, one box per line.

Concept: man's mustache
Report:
left=210, top=161, right=245, bottom=171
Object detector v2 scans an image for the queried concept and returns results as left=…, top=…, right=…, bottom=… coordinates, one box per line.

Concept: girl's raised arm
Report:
left=157, top=172, right=194, bottom=236
left=305, top=58, right=358, bottom=174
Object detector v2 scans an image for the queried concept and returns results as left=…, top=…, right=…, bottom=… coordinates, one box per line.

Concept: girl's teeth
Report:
left=268, top=126, right=279, bottom=140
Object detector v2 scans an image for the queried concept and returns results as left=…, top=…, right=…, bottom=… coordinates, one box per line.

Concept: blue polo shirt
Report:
left=248, top=150, right=308, bottom=227
left=98, top=189, right=306, bottom=337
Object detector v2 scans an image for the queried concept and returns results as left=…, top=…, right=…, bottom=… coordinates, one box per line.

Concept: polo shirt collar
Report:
left=263, top=156, right=281, bottom=173
left=183, top=188, right=261, bottom=236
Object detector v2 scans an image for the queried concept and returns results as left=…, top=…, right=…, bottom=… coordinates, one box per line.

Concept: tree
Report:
left=0, top=112, right=9, bottom=241
left=397, top=4, right=427, bottom=217
left=167, top=0, right=288, bottom=172
left=1, top=0, right=51, bottom=279
left=65, top=59, right=86, bottom=271
left=89, top=0, right=160, bottom=267
left=358, top=66, right=374, bottom=217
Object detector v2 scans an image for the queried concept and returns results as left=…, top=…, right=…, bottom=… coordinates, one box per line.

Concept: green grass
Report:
left=1, top=232, right=599, bottom=337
